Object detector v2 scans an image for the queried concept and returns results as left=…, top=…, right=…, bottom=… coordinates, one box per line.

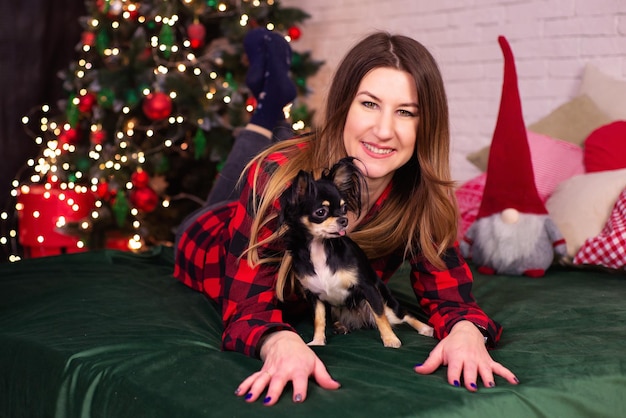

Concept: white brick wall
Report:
left=281, top=0, right=626, bottom=182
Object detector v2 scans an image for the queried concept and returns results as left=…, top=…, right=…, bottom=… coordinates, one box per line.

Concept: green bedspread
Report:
left=1, top=247, right=625, bottom=417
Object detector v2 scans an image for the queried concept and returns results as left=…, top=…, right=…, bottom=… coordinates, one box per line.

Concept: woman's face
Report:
left=343, top=67, right=419, bottom=191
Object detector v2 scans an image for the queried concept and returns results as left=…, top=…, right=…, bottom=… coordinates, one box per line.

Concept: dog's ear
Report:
left=326, top=157, right=365, bottom=216
left=279, top=170, right=314, bottom=215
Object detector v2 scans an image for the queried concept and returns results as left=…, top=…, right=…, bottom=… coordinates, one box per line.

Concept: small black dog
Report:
left=279, top=158, right=433, bottom=348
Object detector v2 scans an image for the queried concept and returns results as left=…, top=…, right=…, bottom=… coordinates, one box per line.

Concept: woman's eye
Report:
left=362, top=101, right=377, bottom=109
left=398, top=109, right=417, bottom=117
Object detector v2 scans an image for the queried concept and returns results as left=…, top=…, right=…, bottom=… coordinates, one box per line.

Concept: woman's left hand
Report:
left=413, top=320, right=519, bottom=391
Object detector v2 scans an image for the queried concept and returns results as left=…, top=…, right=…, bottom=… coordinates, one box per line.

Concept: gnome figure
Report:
left=459, top=36, right=567, bottom=278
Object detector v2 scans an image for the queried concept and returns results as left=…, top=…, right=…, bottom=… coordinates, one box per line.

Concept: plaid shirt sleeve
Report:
left=408, top=245, right=503, bottom=347
left=220, top=152, right=297, bottom=358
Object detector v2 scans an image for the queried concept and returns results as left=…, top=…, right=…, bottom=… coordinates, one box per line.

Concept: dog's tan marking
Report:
left=404, top=315, right=434, bottom=337
left=308, top=299, right=327, bottom=346
left=367, top=302, right=402, bottom=348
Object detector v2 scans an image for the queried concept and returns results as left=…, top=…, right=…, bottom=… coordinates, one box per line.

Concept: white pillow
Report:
left=578, top=63, right=626, bottom=121
left=546, top=168, right=626, bottom=257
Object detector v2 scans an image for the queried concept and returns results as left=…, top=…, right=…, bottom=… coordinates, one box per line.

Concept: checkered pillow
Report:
left=573, top=186, right=626, bottom=270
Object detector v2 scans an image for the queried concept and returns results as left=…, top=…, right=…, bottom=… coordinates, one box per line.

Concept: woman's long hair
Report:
left=244, top=32, right=458, bottom=300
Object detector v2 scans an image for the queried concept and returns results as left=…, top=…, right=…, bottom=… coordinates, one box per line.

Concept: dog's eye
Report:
left=340, top=204, right=348, bottom=215
left=314, top=207, right=329, bottom=218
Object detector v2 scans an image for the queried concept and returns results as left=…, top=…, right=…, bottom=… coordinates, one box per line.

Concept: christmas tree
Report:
left=3, top=0, right=322, bottom=260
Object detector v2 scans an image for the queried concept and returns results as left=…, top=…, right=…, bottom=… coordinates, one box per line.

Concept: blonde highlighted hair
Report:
left=244, top=32, right=458, bottom=300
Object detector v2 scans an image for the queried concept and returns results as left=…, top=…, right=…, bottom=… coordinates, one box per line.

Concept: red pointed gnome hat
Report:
left=476, top=36, right=548, bottom=219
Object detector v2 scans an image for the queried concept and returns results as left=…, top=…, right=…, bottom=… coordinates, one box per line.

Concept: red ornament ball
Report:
left=58, top=127, right=79, bottom=145
left=142, top=92, right=172, bottom=121
left=187, top=22, right=206, bottom=49
left=287, top=26, right=302, bottom=41
left=131, top=170, right=150, bottom=188
left=130, top=187, right=159, bottom=212
left=90, top=128, right=106, bottom=145
left=96, top=182, right=111, bottom=200
left=245, top=96, right=257, bottom=112
left=82, top=31, right=96, bottom=47
left=78, top=92, right=97, bottom=113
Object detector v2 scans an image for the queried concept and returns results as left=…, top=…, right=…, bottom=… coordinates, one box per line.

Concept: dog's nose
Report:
left=338, top=217, right=348, bottom=228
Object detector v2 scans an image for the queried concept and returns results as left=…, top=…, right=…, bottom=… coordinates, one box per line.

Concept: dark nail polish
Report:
left=245, top=393, right=253, bottom=400
left=453, top=380, right=460, bottom=387
left=414, top=363, right=423, bottom=368
left=470, top=382, right=477, bottom=389
left=514, top=377, right=520, bottom=383
left=263, top=396, right=272, bottom=404
left=234, top=388, right=241, bottom=395
left=294, top=393, right=303, bottom=402
left=489, top=381, right=495, bottom=387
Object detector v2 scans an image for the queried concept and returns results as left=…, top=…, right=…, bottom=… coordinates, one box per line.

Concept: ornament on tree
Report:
left=96, top=27, right=110, bottom=55
left=131, top=170, right=150, bottom=188
left=96, top=181, right=111, bottom=200
left=187, top=21, right=206, bottom=49
left=245, top=96, right=257, bottom=112
left=90, top=128, right=106, bottom=145
left=142, top=92, right=172, bottom=121
left=288, top=26, right=302, bottom=41
left=78, top=92, right=97, bottom=113
left=58, top=127, right=79, bottom=146
left=193, top=128, right=207, bottom=160
left=112, top=190, right=130, bottom=227
left=158, top=24, right=174, bottom=58
left=130, top=186, right=159, bottom=212
left=81, top=31, right=96, bottom=47
left=66, top=94, right=80, bottom=127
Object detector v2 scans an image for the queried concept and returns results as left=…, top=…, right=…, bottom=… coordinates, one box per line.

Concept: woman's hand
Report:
left=413, top=320, right=519, bottom=391
left=235, top=330, right=341, bottom=406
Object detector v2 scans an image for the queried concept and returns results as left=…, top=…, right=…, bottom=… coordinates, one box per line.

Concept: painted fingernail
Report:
left=414, top=363, right=423, bottom=368
left=489, top=381, right=495, bottom=388
left=234, top=388, right=241, bottom=395
left=245, top=393, right=253, bottom=400
left=470, top=382, right=477, bottom=389
left=294, top=393, right=303, bottom=402
left=514, top=377, right=520, bottom=384
left=453, top=380, right=460, bottom=387
left=263, top=396, right=272, bottom=404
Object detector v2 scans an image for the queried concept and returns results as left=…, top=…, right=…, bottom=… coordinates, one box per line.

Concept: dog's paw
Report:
left=332, top=321, right=350, bottom=335
left=419, top=325, right=434, bottom=337
left=307, top=339, right=326, bottom=346
left=382, top=336, right=402, bottom=348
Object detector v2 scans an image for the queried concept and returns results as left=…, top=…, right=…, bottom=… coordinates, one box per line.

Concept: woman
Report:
left=175, top=31, right=518, bottom=407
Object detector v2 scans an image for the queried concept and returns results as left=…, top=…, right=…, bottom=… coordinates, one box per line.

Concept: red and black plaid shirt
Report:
left=174, top=148, right=502, bottom=358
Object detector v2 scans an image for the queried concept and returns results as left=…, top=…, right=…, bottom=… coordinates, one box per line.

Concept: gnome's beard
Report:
left=471, top=211, right=550, bottom=272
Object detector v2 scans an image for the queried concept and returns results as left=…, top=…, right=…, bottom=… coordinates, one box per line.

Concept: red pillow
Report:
left=584, top=121, right=626, bottom=172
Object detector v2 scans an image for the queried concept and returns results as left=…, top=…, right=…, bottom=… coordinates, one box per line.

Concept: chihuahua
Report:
left=278, top=157, right=433, bottom=348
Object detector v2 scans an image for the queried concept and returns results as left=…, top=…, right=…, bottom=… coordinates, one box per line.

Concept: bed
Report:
left=1, top=246, right=625, bottom=418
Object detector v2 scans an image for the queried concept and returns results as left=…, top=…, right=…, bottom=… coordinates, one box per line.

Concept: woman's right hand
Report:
left=235, top=330, right=341, bottom=406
